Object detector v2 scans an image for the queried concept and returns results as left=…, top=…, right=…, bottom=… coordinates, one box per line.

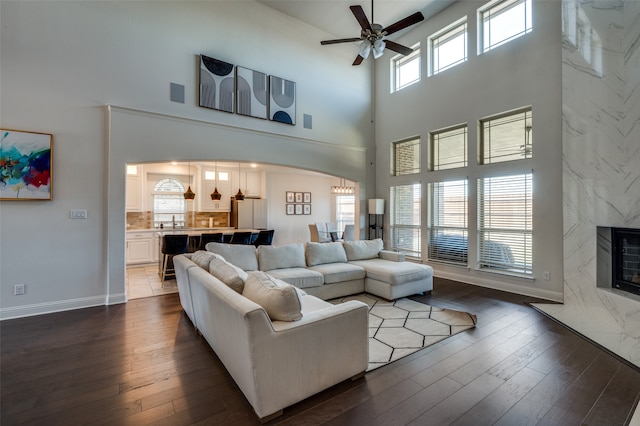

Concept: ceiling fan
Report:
left=320, top=1, right=424, bottom=66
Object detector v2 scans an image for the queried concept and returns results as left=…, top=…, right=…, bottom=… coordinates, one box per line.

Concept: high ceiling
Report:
left=257, top=0, right=456, bottom=39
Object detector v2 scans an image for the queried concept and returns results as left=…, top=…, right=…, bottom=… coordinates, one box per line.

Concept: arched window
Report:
left=153, top=178, right=186, bottom=228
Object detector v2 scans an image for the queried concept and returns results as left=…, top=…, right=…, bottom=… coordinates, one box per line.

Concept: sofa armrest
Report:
left=379, top=250, right=405, bottom=262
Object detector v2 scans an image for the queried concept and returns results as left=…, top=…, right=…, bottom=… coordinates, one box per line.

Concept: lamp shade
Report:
left=359, top=41, right=371, bottom=59
left=368, top=198, right=385, bottom=214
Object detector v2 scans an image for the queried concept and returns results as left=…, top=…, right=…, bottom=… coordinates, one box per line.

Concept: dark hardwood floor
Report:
left=2, top=278, right=639, bottom=425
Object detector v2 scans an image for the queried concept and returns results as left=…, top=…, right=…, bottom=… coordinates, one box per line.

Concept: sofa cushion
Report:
left=206, top=242, right=258, bottom=271
left=349, top=259, right=433, bottom=286
left=307, top=262, right=365, bottom=284
left=242, top=271, right=303, bottom=321
left=209, top=257, right=248, bottom=294
left=258, top=243, right=306, bottom=271
left=343, top=239, right=383, bottom=261
left=265, top=267, right=324, bottom=289
left=305, top=242, right=348, bottom=266
left=191, top=250, right=220, bottom=270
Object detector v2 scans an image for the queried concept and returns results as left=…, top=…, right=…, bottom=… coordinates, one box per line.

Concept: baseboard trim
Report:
left=0, top=294, right=125, bottom=320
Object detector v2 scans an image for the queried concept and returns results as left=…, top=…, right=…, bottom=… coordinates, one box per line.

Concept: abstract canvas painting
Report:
left=236, top=66, right=268, bottom=119
left=199, top=55, right=234, bottom=113
left=269, top=76, right=296, bottom=125
left=0, top=129, right=52, bottom=200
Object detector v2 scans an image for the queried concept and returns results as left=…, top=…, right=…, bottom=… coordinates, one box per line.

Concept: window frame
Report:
left=152, top=177, right=187, bottom=228
left=390, top=183, right=422, bottom=259
left=427, top=179, right=469, bottom=266
left=428, top=17, right=468, bottom=76
left=392, top=137, right=421, bottom=176
left=391, top=43, right=421, bottom=93
left=479, top=107, right=532, bottom=165
left=429, top=124, right=468, bottom=171
left=477, top=172, right=533, bottom=276
left=478, top=0, right=532, bottom=54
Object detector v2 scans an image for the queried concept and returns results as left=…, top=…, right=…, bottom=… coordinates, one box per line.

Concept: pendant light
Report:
left=234, top=162, right=245, bottom=201
left=184, top=161, right=196, bottom=200
left=210, top=162, right=222, bottom=200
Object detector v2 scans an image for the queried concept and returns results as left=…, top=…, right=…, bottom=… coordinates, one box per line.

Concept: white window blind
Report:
left=428, top=180, right=468, bottom=264
left=480, top=108, right=532, bottom=164
left=390, top=184, right=422, bottom=258
left=478, top=173, right=532, bottom=275
left=335, top=195, right=355, bottom=232
left=393, top=138, right=420, bottom=176
left=481, top=0, right=533, bottom=53
left=430, top=125, right=467, bottom=171
left=430, top=19, right=467, bottom=75
left=153, top=178, right=186, bottom=228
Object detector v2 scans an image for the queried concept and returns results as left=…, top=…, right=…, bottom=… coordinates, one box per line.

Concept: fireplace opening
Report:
left=612, top=227, right=640, bottom=296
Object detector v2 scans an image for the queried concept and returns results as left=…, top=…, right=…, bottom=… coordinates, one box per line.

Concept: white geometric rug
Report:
left=331, top=294, right=477, bottom=371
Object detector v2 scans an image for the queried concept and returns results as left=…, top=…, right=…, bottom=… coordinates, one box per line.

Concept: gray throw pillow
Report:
left=242, top=271, right=303, bottom=321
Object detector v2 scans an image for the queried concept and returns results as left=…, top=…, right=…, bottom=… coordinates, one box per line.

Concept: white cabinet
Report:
left=126, top=231, right=155, bottom=265
left=200, top=168, right=232, bottom=211
left=245, top=172, right=261, bottom=197
left=126, top=175, right=143, bottom=212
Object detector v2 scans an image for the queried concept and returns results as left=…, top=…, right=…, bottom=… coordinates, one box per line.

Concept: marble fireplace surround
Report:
left=533, top=0, right=640, bottom=369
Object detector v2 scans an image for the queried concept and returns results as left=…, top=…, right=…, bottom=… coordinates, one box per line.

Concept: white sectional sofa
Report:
left=205, top=238, right=434, bottom=300
left=173, top=252, right=369, bottom=422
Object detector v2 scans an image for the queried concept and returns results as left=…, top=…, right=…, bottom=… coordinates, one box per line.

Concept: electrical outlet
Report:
left=543, top=271, right=550, bottom=281
left=14, top=284, right=25, bottom=295
left=70, top=209, right=87, bottom=219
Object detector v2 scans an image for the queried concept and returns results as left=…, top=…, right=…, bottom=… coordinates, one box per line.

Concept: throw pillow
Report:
left=242, top=271, right=303, bottom=322
left=257, top=243, right=306, bottom=271
left=205, top=242, right=259, bottom=271
left=305, top=242, right=348, bottom=266
left=209, top=257, right=248, bottom=294
left=191, top=250, right=219, bottom=270
left=343, top=238, right=384, bottom=261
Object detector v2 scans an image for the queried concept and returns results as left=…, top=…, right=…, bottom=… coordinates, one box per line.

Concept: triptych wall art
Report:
left=199, top=55, right=296, bottom=125
left=0, top=129, right=53, bottom=201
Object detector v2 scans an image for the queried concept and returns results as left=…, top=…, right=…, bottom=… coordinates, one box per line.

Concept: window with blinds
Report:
left=153, top=178, right=186, bottom=228
left=392, top=138, right=421, bottom=176
left=480, top=108, right=532, bottom=164
left=430, top=18, right=467, bottom=75
left=478, top=173, right=532, bottom=275
left=428, top=180, right=468, bottom=265
left=393, top=44, right=421, bottom=92
left=335, top=194, right=355, bottom=232
left=480, top=0, right=533, bottom=53
left=430, top=125, right=467, bottom=171
left=390, top=184, right=422, bottom=258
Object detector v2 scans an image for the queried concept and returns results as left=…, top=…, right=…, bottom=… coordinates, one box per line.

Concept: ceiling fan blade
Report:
left=384, top=40, right=414, bottom=56
left=321, top=37, right=363, bottom=45
left=383, top=11, right=424, bottom=36
left=352, top=55, right=365, bottom=66
left=350, top=5, right=371, bottom=31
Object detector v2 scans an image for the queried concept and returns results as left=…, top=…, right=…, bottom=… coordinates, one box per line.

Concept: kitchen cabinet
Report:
left=245, top=172, right=261, bottom=197
left=126, top=231, right=157, bottom=265
left=200, top=180, right=231, bottom=211
left=126, top=174, right=143, bottom=212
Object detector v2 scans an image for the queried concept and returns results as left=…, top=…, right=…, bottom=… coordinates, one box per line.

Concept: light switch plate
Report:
left=70, top=209, right=88, bottom=219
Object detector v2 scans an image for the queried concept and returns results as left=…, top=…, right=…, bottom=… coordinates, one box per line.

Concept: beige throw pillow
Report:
left=257, top=243, right=306, bottom=271
left=191, top=250, right=220, bottom=270
left=209, top=257, right=248, bottom=294
left=305, top=242, right=348, bottom=266
left=242, top=271, right=303, bottom=322
left=343, top=238, right=384, bottom=261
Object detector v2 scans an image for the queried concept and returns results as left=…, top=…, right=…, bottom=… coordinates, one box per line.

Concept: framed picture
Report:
left=295, top=192, right=303, bottom=203
left=269, top=75, right=296, bottom=125
left=303, top=204, right=311, bottom=215
left=303, top=192, right=311, bottom=203
left=199, top=55, right=234, bottom=113
left=286, top=204, right=295, bottom=215
left=1, top=129, right=53, bottom=200
left=286, top=191, right=295, bottom=203
left=236, top=66, right=268, bottom=119
left=295, top=204, right=303, bottom=215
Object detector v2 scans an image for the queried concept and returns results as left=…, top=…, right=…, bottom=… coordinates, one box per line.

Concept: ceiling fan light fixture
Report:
left=372, top=39, right=385, bottom=58
left=359, top=41, right=371, bottom=59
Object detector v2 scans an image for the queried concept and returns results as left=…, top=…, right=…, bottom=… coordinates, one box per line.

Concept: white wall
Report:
left=0, top=1, right=371, bottom=318
left=533, top=0, right=640, bottom=367
left=373, top=0, right=564, bottom=301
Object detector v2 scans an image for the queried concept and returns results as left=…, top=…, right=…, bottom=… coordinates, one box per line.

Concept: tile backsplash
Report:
left=126, top=211, right=229, bottom=230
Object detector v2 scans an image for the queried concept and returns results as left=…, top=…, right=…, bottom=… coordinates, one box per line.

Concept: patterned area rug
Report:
left=331, top=294, right=477, bottom=371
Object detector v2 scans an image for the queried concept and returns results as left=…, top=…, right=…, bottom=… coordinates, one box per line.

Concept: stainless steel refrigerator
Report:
left=230, top=198, right=267, bottom=229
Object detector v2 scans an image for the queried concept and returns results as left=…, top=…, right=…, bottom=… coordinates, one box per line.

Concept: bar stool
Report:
left=253, top=229, right=274, bottom=247
left=229, top=231, right=252, bottom=245
left=199, top=233, right=224, bottom=250
left=160, top=234, right=189, bottom=284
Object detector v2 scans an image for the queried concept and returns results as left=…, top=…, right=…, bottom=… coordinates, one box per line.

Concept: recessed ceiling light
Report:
left=250, top=163, right=257, bottom=168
